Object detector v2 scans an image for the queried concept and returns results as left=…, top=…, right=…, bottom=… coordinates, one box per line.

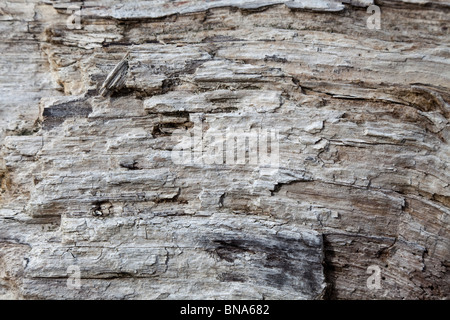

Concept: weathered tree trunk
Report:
left=0, top=0, right=449, bottom=299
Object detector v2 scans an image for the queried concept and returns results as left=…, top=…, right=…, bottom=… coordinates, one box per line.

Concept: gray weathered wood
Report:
left=0, top=0, right=449, bottom=299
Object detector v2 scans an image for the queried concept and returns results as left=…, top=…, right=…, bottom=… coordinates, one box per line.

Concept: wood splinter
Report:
left=99, top=51, right=130, bottom=97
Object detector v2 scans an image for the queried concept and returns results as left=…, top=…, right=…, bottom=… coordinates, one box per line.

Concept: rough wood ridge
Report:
left=0, top=0, right=449, bottom=299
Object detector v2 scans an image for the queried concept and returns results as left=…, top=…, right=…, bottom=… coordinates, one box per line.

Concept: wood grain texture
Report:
left=0, top=0, right=449, bottom=299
